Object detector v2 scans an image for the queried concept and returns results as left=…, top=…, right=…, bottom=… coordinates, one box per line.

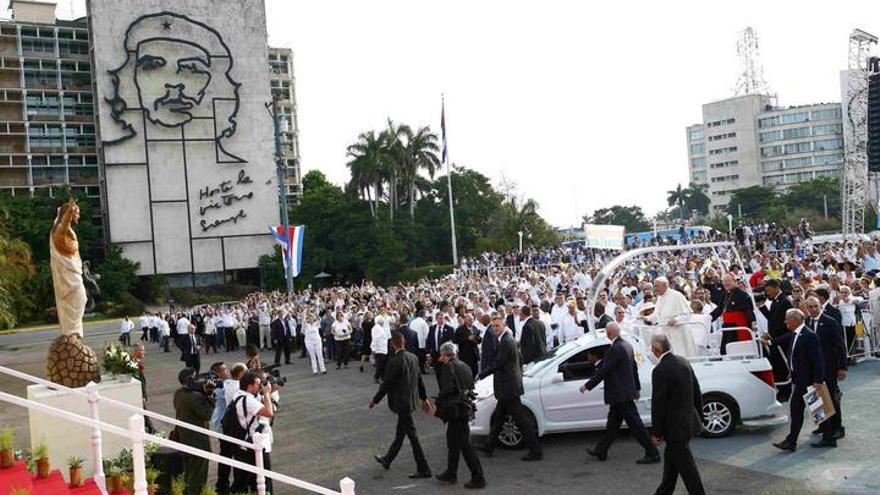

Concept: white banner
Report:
left=583, top=224, right=625, bottom=250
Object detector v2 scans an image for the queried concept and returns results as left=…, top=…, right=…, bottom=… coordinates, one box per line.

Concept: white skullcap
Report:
left=654, top=276, right=669, bottom=285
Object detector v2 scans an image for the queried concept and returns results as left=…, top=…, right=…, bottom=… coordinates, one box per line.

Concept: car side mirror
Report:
left=551, top=373, right=564, bottom=384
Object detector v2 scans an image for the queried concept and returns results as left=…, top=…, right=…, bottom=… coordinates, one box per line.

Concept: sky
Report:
left=57, top=0, right=880, bottom=227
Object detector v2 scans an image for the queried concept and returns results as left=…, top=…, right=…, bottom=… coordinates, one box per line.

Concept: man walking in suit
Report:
left=427, top=313, right=455, bottom=375
left=520, top=305, right=547, bottom=364
left=764, top=308, right=826, bottom=452
left=454, top=314, right=482, bottom=377
left=804, top=297, right=848, bottom=446
left=173, top=368, right=213, bottom=495
left=581, top=322, right=660, bottom=464
left=180, top=324, right=201, bottom=373
left=271, top=310, right=295, bottom=365
left=649, top=333, right=706, bottom=495
left=370, top=331, right=433, bottom=479
left=476, top=315, right=543, bottom=461
left=759, top=279, right=794, bottom=401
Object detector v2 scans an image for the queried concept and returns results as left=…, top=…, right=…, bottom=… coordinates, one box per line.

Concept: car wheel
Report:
left=700, top=394, right=738, bottom=438
left=494, top=408, right=538, bottom=450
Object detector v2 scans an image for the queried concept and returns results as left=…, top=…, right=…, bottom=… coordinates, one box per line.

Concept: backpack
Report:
left=221, top=395, right=257, bottom=442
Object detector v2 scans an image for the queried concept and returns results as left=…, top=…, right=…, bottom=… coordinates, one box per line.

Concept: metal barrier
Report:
left=0, top=366, right=355, bottom=495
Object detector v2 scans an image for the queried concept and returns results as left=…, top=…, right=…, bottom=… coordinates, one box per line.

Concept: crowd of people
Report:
left=123, top=220, right=880, bottom=493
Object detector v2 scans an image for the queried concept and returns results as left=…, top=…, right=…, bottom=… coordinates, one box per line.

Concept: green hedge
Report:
left=169, top=283, right=259, bottom=307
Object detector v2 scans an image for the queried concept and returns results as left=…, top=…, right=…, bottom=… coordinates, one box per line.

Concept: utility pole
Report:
left=441, top=95, right=458, bottom=266
left=266, top=96, right=293, bottom=293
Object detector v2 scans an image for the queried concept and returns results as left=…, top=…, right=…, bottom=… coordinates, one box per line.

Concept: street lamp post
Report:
left=517, top=230, right=524, bottom=253
left=726, top=214, right=733, bottom=234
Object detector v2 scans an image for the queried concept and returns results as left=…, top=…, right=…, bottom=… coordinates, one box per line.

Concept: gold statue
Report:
left=50, top=198, right=87, bottom=337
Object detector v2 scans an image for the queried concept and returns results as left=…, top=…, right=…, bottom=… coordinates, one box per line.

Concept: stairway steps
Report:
left=0, top=461, right=34, bottom=495
left=31, top=469, right=70, bottom=494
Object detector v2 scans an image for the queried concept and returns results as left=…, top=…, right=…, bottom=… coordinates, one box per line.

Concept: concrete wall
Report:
left=88, top=0, right=279, bottom=277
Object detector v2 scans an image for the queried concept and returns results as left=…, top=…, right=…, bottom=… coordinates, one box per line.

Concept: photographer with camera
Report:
left=172, top=367, right=214, bottom=495
left=228, top=371, right=274, bottom=494
left=433, top=341, right=485, bottom=489
left=213, top=362, right=246, bottom=494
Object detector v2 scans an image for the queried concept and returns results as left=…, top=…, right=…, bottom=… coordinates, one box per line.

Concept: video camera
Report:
left=187, top=371, right=223, bottom=395
left=261, top=364, right=287, bottom=388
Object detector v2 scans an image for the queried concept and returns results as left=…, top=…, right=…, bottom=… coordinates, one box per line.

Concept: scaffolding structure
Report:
left=734, top=27, right=770, bottom=96
left=842, top=29, right=878, bottom=237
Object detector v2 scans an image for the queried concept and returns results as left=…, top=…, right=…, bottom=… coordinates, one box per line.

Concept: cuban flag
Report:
left=441, top=97, right=447, bottom=164
left=269, top=225, right=306, bottom=277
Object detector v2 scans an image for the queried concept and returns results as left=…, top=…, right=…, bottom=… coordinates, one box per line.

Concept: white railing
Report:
left=0, top=365, right=355, bottom=495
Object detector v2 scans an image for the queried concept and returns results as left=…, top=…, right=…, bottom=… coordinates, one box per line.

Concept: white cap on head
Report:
left=654, top=276, right=669, bottom=285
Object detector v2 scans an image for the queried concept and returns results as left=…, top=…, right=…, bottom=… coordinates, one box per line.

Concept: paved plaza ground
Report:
left=1, top=321, right=878, bottom=494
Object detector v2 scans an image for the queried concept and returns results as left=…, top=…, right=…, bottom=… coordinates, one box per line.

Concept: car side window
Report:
left=558, top=344, right=609, bottom=381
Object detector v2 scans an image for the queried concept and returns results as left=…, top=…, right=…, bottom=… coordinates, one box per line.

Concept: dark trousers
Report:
left=335, top=339, right=351, bottom=367
left=654, top=440, right=705, bottom=495
left=185, top=354, right=201, bottom=373
left=163, top=334, right=171, bottom=352
left=231, top=448, right=272, bottom=494
left=446, top=419, right=483, bottom=479
left=416, top=349, right=428, bottom=373
left=274, top=336, right=293, bottom=365
left=384, top=411, right=430, bottom=473
left=216, top=440, right=233, bottom=494
left=150, top=327, right=158, bottom=343
left=297, top=334, right=307, bottom=357
left=205, top=334, right=217, bottom=354
left=786, top=385, right=833, bottom=444
left=487, top=396, right=541, bottom=454
left=183, top=453, right=208, bottom=495
left=224, top=327, right=238, bottom=352
left=141, top=327, right=149, bottom=341
left=767, top=343, right=791, bottom=399
left=374, top=353, right=387, bottom=380
left=120, top=332, right=131, bottom=347
left=825, top=378, right=843, bottom=435
left=594, top=401, right=657, bottom=456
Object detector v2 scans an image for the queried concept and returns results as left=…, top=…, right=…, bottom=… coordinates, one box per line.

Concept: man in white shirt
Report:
left=258, top=301, right=272, bottom=351
left=644, top=277, right=691, bottom=326
left=229, top=371, right=274, bottom=494
left=559, top=302, right=585, bottom=345
left=119, top=316, right=134, bottom=347
left=409, top=310, right=431, bottom=373
left=138, top=313, right=150, bottom=342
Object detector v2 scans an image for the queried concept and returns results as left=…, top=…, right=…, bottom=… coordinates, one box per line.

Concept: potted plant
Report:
left=67, top=456, right=85, bottom=487
left=170, top=474, right=186, bottom=495
left=0, top=427, right=14, bottom=468
left=33, top=442, right=49, bottom=478
left=145, top=468, right=160, bottom=495
left=103, top=459, right=123, bottom=494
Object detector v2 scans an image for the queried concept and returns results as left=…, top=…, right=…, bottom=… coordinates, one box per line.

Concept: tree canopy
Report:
left=583, top=205, right=652, bottom=232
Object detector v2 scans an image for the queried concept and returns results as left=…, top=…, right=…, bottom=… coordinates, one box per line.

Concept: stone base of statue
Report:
left=27, top=375, right=143, bottom=482
left=46, top=334, right=100, bottom=388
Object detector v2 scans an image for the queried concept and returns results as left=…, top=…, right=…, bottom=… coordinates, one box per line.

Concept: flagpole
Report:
left=268, top=96, right=293, bottom=293
left=442, top=94, right=459, bottom=267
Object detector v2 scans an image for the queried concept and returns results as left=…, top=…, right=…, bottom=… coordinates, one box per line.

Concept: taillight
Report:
left=751, top=370, right=776, bottom=390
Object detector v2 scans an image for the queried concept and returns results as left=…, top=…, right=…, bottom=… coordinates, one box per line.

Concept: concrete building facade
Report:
left=686, top=94, right=843, bottom=212
left=0, top=1, right=303, bottom=283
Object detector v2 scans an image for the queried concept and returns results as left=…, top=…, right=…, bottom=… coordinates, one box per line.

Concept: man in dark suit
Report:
left=180, top=324, right=201, bottom=373
left=581, top=322, right=660, bottom=464
left=594, top=302, right=613, bottom=330
left=477, top=314, right=543, bottom=461
left=397, top=315, right=419, bottom=354
left=454, top=314, right=482, bottom=377
left=426, top=313, right=455, bottom=375
left=649, top=334, right=706, bottom=495
left=759, top=279, right=794, bottom=400
left=479, top=314, right=497, bottom=375
left=520, top=305, right=547, bottom=365
left=765, top=308, right=826, bottom=452
left=271, top=311, right=294, bottom=365
left=804, top=297, right=847, bottom=446
left=172, top=368, right=213, bottom=495
left=370, top=331, right=433, bottom=478
left=815, top=288, right=842, bottom=324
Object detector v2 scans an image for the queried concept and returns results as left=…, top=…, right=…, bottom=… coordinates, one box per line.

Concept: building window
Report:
left=710, top=160, right=739, bottom=169
left=759, top=130, right=782, bottom=142
left=761, top=160, right=783, bottom=173
left=813, top=138, right=843, bottom=151
left=763, top=175, right=784, bottom=186
left=814, top=153, right=843, bottom=165
left=689, top=143, right=705, bottom=154
left=783, top=141, right=812, bottom=154
left=709, top=146, right=737, bottom=155
left=691, top=157, right=706, bottom=168
left=759, top=116, right=779, bottom=128
left=779, top=112, right=809, bottom=125
left=708, top=132, right=736, bottom=142
left=706, top=118, right=735, bottom=128
left=784, top=156, right=812, bottom=169
left=810, top=108, right=841, bottom=121
left=691, top=171, right=707, bottom=182
left=689, top=128, right=704, bottom=141
left=782, top=126, right=811, bottom=140
left=710, top=174, right=739, bottom=183
left=812, top=124, right=842, bottom=136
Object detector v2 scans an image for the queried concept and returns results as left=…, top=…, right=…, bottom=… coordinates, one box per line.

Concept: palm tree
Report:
left=401, top=126, right=441, bottom=224
left=684, top=182, right=710, bottom=217
left=380, top=119, right=410, bottom=222
left=346, top=131, right=387, bottom=219
left=666, top=183, right=688, bottom=223
left=0, top=231, right=34, bottom=329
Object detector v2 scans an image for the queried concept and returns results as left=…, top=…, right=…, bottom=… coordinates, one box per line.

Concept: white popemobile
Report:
left=470, top=242, right=789, bottom=448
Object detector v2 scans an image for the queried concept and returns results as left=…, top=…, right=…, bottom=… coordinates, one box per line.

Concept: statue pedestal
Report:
left=27, top=375, right=143, bottom=481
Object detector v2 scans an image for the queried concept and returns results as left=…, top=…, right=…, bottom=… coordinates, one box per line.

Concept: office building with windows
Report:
left=0, top=1, right=99, bottom=226
left=0, top=2, right=304, bottom=265
left=686, top=94, right=843, bottom=212
left=269, top=47, right=302, bottom=206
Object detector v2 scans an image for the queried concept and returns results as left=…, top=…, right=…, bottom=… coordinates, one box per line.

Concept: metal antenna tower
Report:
left=842, top=29, right=878, bottom=237
left=734, top=27, right=770, bottom=95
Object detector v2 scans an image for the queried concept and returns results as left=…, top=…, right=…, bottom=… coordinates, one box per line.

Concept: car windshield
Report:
left=524, top=340, right=584, bottom=377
